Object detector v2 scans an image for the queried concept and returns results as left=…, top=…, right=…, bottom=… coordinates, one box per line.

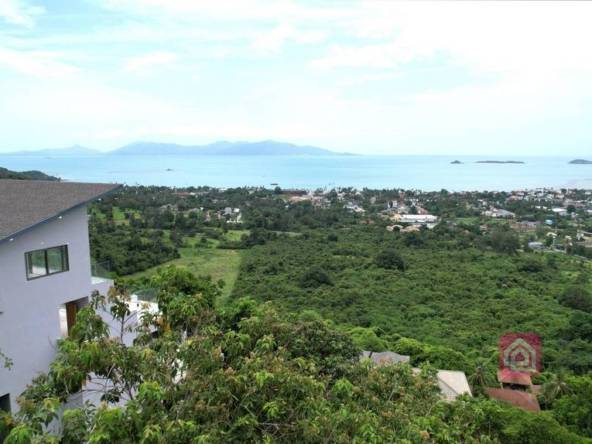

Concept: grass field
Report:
left=112, top=207, right=141, bottom=225
left=126, top=230, right=247, bottom=303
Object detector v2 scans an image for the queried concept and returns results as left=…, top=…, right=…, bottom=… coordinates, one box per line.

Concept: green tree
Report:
left=2, top=268, right=589, bottom=443
left=488, top=230, right=520, bottom=254
left=551, top=374, right=592, bottom=437
left=559, top=286, right=592, bottom=313
left=299, top=267, right=333, bottom=288
left=374, top=248, right=406, bottom=271
left=540, top=372, right=571, bottom=406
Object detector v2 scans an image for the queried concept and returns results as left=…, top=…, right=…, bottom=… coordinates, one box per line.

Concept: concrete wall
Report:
left=0, top=206, right=106, bottom=412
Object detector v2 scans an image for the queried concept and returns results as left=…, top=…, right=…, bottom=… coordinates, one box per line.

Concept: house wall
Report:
left=0, top=206, right=100, bottom=412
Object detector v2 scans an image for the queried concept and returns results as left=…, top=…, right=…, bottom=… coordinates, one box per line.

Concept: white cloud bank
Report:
left=124, top=51, right=178, bottom=73
left=0, top=0, right=44, bottom=27
left=1, top=1, right=592, bottom=155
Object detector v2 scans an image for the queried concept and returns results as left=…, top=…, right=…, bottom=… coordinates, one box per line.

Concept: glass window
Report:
left=26, top=250, right=47, bottom=278
left=47, top=246, right=68, bottom=274
left=25, top=245, right=69, bottom=280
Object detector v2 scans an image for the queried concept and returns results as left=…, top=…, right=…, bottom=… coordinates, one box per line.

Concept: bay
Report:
left=1, top=154, right=591, bottom=190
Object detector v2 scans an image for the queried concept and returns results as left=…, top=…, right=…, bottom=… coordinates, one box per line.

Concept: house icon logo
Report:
left=503, top=338, right=536, bottom=372
left=499, top=333, right=541, bottom=374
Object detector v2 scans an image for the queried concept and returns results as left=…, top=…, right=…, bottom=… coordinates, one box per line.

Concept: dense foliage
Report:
left=89, top=219, right=179, bottom=275
left=0, top=167, right=59, bottom=181
left=64, top=185, right=592, bottom=441
left=1, top=268, right=589, bottom=443
left=232, top=224, right=592, bottom=375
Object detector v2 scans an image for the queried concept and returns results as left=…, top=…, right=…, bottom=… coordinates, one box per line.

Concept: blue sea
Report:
left=1, top=154, right=591, bottom=191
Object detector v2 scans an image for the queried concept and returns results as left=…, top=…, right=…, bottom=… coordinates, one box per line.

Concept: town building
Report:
left=483, top=208, right=515, bottom=219
left=393, top=214, right=438, bottom=225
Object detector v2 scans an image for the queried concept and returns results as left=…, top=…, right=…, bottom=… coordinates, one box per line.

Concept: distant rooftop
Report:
left=497, top=368, right=533, bottom=386
left=360, top=351, right=410, bottom=366
left=0, top=180, right=120, bottom=242
left=412, top=368, right=472, bottom=401
left=486, top=387, right=541, bottom=412
left=435, top=370, right=472, bottom=401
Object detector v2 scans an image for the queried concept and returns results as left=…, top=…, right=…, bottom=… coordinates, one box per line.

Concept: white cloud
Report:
left=311, top=42, right=399, bottom=70
left=0, top=0, right=44, bottom=27
left=0, top=47, right=78, bottom=78
left=305, top=1, right=592, bottom=151
left=100, top=0, right=346, bottom=23
left=2, top=1, right=592, bottom=155
left=124, top=51, right=177, bottom=73
left=251, top=23, right=326, bottom=55
left=313, top=2, right=592, bottom=76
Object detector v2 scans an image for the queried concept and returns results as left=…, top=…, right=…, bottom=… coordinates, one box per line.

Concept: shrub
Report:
left=375, top=248, right=406, bottom=271
left=518, top=257, right=544, bottom=273
left=488, top=230, right=520, bottom=254
left=559, top=286, right=592, bottom=313
left=299, top=267, right=333, bottom=288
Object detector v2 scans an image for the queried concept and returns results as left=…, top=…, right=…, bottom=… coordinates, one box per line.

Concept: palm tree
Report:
left=468, top=360, right=496, bottom=394
left=540, top=372, right=571, bottom=406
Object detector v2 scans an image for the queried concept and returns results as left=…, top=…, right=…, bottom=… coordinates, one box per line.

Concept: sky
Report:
left=1, top=0, right=592, bottom=156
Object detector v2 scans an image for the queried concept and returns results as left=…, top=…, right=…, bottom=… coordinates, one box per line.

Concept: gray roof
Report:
left=0, top=180, right=120, bottom=242
left=360, top=351, right=410, bottom=366
left=435, top=370, right=472, bottom=401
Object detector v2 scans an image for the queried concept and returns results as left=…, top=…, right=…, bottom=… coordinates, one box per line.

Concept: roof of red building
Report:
left=497, top=369, right=532, bottom=386
left=486, top=388, right=540, bottom=412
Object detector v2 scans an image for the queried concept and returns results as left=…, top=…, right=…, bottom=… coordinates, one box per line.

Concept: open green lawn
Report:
left=454, top=216, right=481, bottom=225
left=112, top=206, right=142, bottom=225
left=224, top=229, right=249, bottom=242
left=126, top=230, right=247, bottom=303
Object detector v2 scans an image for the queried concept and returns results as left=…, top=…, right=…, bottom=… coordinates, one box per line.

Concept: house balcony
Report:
left=90, top=260, right=114, bottom=295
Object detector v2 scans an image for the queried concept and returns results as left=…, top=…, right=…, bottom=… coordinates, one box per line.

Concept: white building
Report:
left=396, top=214, right=438, bottom=224
left=0, top=179, right=120, bottom=413
left=483, top=208, right=515, bottom=219
left=552, top=207, right=568, bottom=217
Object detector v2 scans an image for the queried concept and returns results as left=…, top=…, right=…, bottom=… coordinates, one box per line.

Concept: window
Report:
left=0, top=394, right=9, bottom=412
left=25, top=245, right=69, bottom=280
left=0, top=394, right=9, bottom=442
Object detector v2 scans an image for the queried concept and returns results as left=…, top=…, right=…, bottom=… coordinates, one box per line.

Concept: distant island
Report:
left=450, top=160, right=463, bottom=164
left=2, top=140, right=352, bottom=157
left=3, top=145, right=100, bottom=157
left=475, top=160, right=525, bottom=164
left=112, top=140, right=352, bottom=156
left=569, top=159, right=592, bottom=164
left=0, top=166, right=59, bottom=181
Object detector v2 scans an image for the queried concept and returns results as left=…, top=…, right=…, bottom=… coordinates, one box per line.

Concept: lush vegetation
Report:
left=126, top=231, right=246, bottom=301
left=0, top=167, right=59, bottom=181
left=232, top=224, right=592, bottom=375
left=9, top=184, right=578, bottom=441
left=1, top=268, right=590, bottom=443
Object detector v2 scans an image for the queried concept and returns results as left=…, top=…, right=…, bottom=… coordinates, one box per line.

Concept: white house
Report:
left=396, top=214, right=438, bottom=225
left=483, top=208, right=515, bottom=219
left=551, top=207, right=568, bottom=217
left=0, top=179, right=120, bottom=413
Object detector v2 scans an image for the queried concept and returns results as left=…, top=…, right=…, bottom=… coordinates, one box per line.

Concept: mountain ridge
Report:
left=112, top=140, right=350, bottom=156
left=2, top=141, right=352, bottom=157
left=3, top=145, right=100, bottom=156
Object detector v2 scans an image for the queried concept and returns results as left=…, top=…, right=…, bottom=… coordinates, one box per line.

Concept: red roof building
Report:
left=486, top=388, right=541, bottom=412
left=497, top=368, right=532, bottom=386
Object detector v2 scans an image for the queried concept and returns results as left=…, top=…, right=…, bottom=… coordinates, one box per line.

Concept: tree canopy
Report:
left=2, top=268, right=589, bottom=443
